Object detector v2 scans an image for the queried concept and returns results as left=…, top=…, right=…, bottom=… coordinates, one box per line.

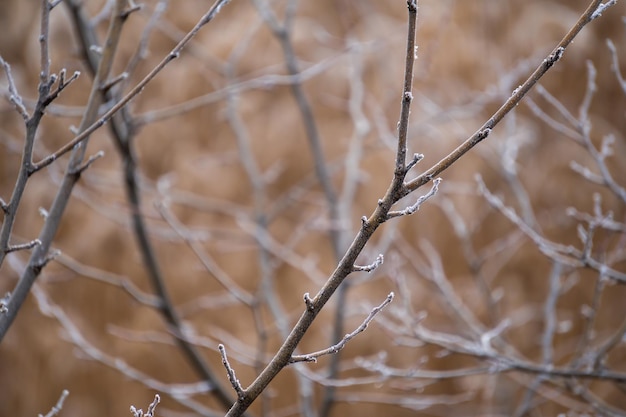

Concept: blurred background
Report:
left=0, top=1, right=625, bottom=416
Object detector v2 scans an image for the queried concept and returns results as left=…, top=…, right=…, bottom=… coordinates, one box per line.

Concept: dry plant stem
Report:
left=34, top=0, right=232, bottom=170
left=0, top=0, right=127, bottom=341
left=66, top=2, right=239, bottom=411
left=403, top=0, right=608, bottom=197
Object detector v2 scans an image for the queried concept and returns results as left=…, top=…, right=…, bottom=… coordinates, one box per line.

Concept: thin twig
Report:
left=290, top=293, right=394, bottom=363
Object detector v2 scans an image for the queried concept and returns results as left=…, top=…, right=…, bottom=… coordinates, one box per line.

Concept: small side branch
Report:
left=290, top=293, right=394, bottom=363
left=387, top=178, right=441, bottom=219
left=219, top=344, right=245, bottom=400
left=352, top=254, right=384, bottom=273
left=0, top=56, right=29, bottom=120
left=43, top=68, right=81, bottom=107
left=6, top=239, right=41, bottom=254
left=39, top=389, right=69, bottom=417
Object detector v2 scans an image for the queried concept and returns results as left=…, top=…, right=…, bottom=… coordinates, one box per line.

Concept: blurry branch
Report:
left=528, top=61, right=626, bottom=204
left=134, top=51, right=348, bottom=126
left=66, top=0, right=240, bottom=411
left=513, top=262, right=563, bottom=417
left=33, top=0, right=233, bottom=170
left=412, top=323, right=626, bottom=384
left=251, top=0, right=361, bottom=414
left=0, top=0, right=130, bottom=342
left=55, top=253, right=161, bottom=307
left=222, top=1, right=617, bottom=415
left=335, top=391, right=475, bottom=412
left=5, top=252, right=221, bottom=417
left=478, top=177, right=626, bottom=283
left=156, top=201, right=254, bottom=305
left=607, top=39, right=626, bottom=94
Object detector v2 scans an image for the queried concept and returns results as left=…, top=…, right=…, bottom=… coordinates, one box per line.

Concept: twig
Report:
left=290, top=293, right=394, bottom=363
left=39, top=390, right=69, bottom=417
left=478, top=175, right=626, bottom=283
left=352, top=254, right=384, bottom=273
left=0, top=56, right=29, bottom=120
left=606, top=39, right=626, bottom=94
left=219, top=344, right=245, bottom=400
left=387, top=177, right=441, bottom=219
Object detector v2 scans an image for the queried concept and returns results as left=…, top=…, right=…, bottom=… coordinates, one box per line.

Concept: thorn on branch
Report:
left=6, top=239, right=41, bottom=254
left=218, top=344, right=245, bottom=400
left=290, top=292, right=394, bottom=363
left=406, top=0, right=417, bottom=12
left=388, top=177, right=441, bottom=219
left=304, top=293, right=315, bottom=311
left=353, top=254, right=384, bottom=273
left=0, top=197, right=8, bottom=213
